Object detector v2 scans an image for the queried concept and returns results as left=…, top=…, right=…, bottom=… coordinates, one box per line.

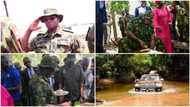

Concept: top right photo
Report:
left=96, top=0, right=189, bottom=53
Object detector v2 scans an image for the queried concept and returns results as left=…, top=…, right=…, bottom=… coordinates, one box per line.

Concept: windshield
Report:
left=140, top=75, right=159, bottom=81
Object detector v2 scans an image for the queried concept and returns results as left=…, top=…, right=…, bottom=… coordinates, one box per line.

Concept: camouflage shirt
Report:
left=127, top=13, right=153, bottom=44
left=29, top=74, right=56, bottom=106
left=30, top=27, right=76, bottom=53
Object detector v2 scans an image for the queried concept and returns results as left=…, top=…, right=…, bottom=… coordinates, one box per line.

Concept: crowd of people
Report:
left=1, top=54, right=95, bottom=106
left=96, top=0, right=181, bottom=53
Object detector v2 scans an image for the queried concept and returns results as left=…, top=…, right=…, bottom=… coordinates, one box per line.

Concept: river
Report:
left=96, top=81, right=189, bottom=106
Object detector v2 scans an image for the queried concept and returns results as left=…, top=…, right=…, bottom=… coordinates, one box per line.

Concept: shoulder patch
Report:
left=36, top=33, right=46, bottom=37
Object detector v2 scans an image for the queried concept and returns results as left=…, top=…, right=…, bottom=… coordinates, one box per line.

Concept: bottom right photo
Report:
left=96, top=54, right=189, bottom=106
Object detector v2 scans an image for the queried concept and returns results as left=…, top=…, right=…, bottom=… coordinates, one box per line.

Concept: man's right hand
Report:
left=28, top=18, right=41, bottom=32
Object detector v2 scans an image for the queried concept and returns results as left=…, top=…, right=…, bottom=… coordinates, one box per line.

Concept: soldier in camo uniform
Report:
left=29, top=55, right=58, bottom=105
left=118, top=13, right=164, bottom=53
left=20, top=8, right=81, bottom=53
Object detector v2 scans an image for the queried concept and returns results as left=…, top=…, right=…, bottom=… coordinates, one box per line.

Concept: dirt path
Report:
left=97, top=81, right=189, bottom=106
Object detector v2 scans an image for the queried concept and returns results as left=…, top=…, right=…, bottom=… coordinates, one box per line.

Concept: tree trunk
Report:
left=111, top=11, right=118, bottom=41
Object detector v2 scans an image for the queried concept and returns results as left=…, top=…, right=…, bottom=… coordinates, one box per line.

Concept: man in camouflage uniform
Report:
left=20, top=8, right=80, bottom=53
left=29, top=55, right=57, bottom=105
left=118, top=13, right=156, bottom=52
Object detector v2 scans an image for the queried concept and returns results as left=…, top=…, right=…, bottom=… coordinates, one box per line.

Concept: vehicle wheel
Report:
left=155, top=88, right=162, bottom=92
left=135, top=88, right=140, bottom=92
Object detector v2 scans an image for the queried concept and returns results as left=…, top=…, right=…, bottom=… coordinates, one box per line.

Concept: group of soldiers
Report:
left=1, top=54, right=94, bottom=106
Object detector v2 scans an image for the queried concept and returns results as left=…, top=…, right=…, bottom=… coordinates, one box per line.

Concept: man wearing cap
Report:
left=20, top=8, right=80, bottom=53
left=119, top=13, right=155, bottom=52
left=29, top=55, right=57, bottom=105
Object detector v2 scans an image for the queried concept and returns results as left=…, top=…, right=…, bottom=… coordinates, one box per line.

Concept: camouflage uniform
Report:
left=119, top=13, right=152, bottom=52
left=29, top=55, right=57, bottom=106
left=30, top=26, right=79, bottom=53
left=119, top=13, right=165, bottom=52
left=29, top=75, right=56, bottom=106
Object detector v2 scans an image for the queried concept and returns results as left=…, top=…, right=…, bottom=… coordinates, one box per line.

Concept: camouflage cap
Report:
left=39, top=8, right=63, bottom=23
left=39, top=55, right=57, bottom=70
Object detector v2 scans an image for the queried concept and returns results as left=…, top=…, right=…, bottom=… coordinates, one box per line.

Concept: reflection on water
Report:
left=96, top=83, right=134, bottom=101
left=96, top=81, right=189, bottom=106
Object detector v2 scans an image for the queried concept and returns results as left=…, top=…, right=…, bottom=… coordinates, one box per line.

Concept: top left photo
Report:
left=0, top=0, right=95, bottom=53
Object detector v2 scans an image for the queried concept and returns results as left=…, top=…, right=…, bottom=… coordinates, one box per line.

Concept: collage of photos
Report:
left=0, top=0, right=189, bottom=106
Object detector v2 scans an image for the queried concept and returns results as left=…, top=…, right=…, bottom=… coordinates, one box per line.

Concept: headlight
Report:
left=156, top=83, right=162, bottom=87
left=135, top=84, right=139, bottom=87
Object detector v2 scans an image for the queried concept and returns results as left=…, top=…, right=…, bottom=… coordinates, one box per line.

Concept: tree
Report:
left=107, top=1, right=129, bottom=40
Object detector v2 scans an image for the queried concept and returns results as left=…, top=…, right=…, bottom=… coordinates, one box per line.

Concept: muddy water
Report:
left=96, top=81, right=189, bottom=106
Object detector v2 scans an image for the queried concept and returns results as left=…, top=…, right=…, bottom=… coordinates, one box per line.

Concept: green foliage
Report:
left=128, top=54, right=152, bottom=74
left=102, top=60, right=113, bottom=71
left=10, top=54, right=94, bottom=67
left=96, top=54, right=114, bottom=78
left=148, top=1, right=173, bottom=8
left=148, top=1, right=156, bottom=8
left=11, top=54, right=42, bottom=66
left=96, top=54, right=189, bottom=82
left=128, top=54, right=152, bottom=67
left=176, top=3, right=189, bottom=42
left=107, top=1, right=129, bottom=13
left=155, top=38, right=165, bottom=52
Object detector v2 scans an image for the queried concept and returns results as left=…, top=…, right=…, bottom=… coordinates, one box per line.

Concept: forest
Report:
left=96, top=54, right=189, bottom=86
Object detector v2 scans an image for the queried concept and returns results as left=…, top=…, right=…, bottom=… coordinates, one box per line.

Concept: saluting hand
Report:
left=28, top=18, right=41, bottom=32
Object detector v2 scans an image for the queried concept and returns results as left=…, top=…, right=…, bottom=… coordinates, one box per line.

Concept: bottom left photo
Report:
left=1, top=53, right=95, bottom=106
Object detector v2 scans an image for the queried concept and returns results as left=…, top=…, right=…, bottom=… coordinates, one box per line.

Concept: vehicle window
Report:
left=140, top=75, right=159, bottom=81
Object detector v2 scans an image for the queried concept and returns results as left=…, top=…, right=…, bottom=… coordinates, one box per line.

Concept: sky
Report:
left=0, top=0, right=95, bottom=35
left=129, top=0, right=141, bottom=15
left=0, top=0, right=154, bottom=35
